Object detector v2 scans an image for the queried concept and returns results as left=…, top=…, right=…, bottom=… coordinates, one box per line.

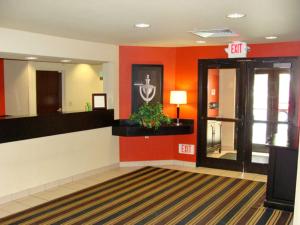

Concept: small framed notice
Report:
left=92, top=93, right=107, bottom=110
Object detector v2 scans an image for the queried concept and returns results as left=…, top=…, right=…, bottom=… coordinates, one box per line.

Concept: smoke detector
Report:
left=190, top=29, right=238, bottom=38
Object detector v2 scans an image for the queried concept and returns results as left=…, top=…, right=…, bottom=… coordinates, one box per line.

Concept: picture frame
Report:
left=92, top=93, right=107, bottom=110
left=132, top=64, right=163, bottom=113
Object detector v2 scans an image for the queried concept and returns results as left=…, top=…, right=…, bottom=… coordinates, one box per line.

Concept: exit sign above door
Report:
left=225, top=41, right=249, bottom=58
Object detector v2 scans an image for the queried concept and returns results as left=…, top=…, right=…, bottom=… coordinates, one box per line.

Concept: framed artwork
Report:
left=132, top=64, right=163, bottom=113
left=92, top=93, right=107, bottom=110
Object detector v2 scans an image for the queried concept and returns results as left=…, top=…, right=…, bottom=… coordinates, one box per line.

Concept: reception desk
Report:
left=0, top=110, right=114, bottom=143
left=0, top=109, right=118, bottom=200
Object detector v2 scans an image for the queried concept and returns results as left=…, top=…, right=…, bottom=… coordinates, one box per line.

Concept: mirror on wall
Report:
left=3, top=59, right=104, bottom=116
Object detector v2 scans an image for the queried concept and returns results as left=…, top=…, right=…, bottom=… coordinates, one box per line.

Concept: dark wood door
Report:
left=36, top=70, right=62, bottom=115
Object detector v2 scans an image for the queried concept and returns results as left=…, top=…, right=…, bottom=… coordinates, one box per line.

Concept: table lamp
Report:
left=170, top=90, right=187, bottom=126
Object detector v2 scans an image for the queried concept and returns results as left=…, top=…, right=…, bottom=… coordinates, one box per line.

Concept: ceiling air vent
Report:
left=190, top=29, right=238, bottom=38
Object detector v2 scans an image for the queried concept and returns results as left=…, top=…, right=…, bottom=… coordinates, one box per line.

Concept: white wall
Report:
left=103, top=61, right=119, bottom=118
left=4, top=60, right=104, bottom=115
left=0, top=27, right=116, bottom=62
left=4, top=60, right=30, bottom=116
left=0, top=28, right=119, bottom=199
left=64, top=63, right=103, bottom=112
left=219, top=69, right=236, bottom=149
left=0, top=128, right=119, bottom=198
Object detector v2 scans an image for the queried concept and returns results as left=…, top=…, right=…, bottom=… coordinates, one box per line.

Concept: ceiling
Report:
left=0, top=0, right=299, bottom=47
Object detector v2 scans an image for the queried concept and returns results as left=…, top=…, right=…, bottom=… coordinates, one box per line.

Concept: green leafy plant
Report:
left=130, top=103, right=171, bottom=129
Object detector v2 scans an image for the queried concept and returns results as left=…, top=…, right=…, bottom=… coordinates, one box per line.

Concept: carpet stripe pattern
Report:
left=0, top=167, right=292, bottom=225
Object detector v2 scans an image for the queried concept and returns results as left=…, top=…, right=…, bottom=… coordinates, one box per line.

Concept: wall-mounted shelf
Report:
left=112, top=119, right=194, bottom=137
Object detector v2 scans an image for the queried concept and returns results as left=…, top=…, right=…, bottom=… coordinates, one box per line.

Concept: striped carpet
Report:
left=0, top=167, right=293, bottom=225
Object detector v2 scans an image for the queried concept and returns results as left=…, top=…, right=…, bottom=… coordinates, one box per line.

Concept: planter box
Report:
left=112, top=119, right=194, bottom=136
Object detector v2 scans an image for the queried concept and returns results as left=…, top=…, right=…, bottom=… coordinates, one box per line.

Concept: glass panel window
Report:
left=206, top=120, right=237, bottom=161
left=278, top=73, right=290, bottom=122
left=253, top=74, right=268, bottom=121
left=252, top=123, right=267, bottom=144
left=252, top=122, right=269, bottom=164
left=207, top=68, right=237, bottom=118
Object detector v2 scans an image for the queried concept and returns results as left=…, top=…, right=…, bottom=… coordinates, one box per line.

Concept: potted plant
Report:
left=130, top=103, right=171, bottom=129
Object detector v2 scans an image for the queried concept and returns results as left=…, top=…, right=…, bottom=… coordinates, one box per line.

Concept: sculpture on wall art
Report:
left=134, top=74, right=156, bottom=103
left=131, top=64, right=163, bottom=113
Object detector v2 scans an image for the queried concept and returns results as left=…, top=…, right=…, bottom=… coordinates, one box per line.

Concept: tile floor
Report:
left=0, top=165, right=268, bottom=219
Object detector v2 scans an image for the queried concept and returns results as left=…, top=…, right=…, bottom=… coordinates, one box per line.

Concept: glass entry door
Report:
left=198, top=60, right=245, bottom=171
left=198, top=58, right=297, bottom=174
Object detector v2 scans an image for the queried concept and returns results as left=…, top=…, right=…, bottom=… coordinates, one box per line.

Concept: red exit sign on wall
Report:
left=179, top=144, right=195, bottom=155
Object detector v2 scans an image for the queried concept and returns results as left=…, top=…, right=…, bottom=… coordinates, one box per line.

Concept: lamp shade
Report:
left=170, top=90, right=187, bottom=105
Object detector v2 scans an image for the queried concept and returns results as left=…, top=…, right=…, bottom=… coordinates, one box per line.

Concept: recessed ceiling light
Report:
left=196, top=40, right=206, bottom=44
left=226, top=13, right=246, bottom=19
left=25, top=56, right=37, bottom=60
left=265, top=36, right=278, bottom=40
left=61, top=59, right=72, bottom=63
left=135, top=23, right=150, bottom=28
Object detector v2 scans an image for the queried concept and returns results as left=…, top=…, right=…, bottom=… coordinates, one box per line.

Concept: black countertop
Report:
left=0, top=109, right=114, bottom=143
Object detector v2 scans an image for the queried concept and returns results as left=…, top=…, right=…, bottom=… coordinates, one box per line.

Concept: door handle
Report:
left=203, top=117, right=242, bottom=123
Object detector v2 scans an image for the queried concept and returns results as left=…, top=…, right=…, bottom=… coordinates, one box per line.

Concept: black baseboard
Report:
left=264, top=200, right=294, bottom=212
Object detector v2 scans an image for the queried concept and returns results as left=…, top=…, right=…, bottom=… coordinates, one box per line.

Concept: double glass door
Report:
left=198, top=58, right=296, bottom=174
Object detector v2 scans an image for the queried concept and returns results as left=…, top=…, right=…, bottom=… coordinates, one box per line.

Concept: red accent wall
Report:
left=0, top=59, right=5, bottom=116
left=119, top=41, right=300, bottom=162
left=119, top=46, right=177, bottom=161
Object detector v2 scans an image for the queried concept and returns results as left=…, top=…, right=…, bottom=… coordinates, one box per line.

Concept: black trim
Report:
left=264, top=200, right=294, bottom=212
left=0, top=110, right=114, bottom=143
